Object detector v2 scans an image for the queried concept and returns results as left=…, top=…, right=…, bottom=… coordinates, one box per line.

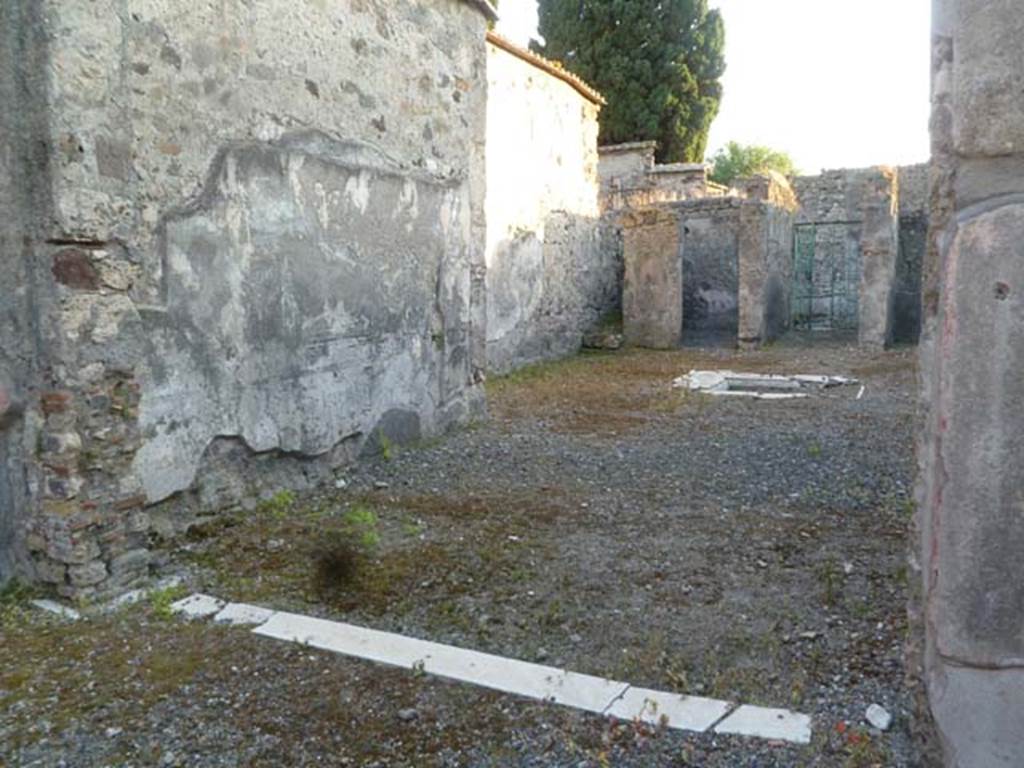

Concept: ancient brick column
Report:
left=916, top=0, right=1024, bottom=764
left=858, top=167, right=899, bottom=347
left=620, top=208, right=683, bottom=349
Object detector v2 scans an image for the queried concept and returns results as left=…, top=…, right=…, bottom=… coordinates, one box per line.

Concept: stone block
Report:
left=621, top=209, right=682, bottom=349
left=33, top=557, right=68, bottom=584
left=68, top=560, right=108, bottom=586
left=953, top=0, right=1024, bottom=156
left=109, top=548, right=150, bottom=577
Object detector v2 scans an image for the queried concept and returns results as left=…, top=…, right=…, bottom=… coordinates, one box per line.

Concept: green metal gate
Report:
left=792, top=221, right=862, bottom=331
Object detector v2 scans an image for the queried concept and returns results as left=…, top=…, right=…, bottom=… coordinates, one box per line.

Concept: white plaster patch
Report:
left=253, top=611, right=627, bottom=714
left=604, top=687, right=733, bottom=732
left=214, top=603, right=277, bottom=626
left=170, top=593, right=225, bottom=619
left=31, top=599, right=81, bottom=621
left=343, top=170, right=371, bottom=213
left=713, top=704, right=813, bottom=745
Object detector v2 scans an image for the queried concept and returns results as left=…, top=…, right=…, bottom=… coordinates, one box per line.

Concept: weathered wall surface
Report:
left=679, top=201, right=741, bottom=345
left=858, top=168, right=900, bottom=347
left=621, top=209, right=683, bottom=349
left=485, top=37, right=615, bottom=374
left=3, top=0, right=492, bottom=595
left=738, top=202, right=795, bottom=347
left=0, top=0, right=55, bottom=582
left=916, top=1, right=1024, bottom=765
left=792, top=166, right=921, bottom=341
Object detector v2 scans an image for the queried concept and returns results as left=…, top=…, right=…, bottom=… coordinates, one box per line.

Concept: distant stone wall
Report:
left=598, top=143, right=723, bottom=212
left=620, top=197, right=793, bottom=349
left=485, top=35, right=617, bottom=374
left=0, top=0, right=491, bottom=594
left=793, top=166, right=926, bottom=342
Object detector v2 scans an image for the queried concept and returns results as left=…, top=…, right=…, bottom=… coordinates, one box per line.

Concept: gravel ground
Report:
left=2, top=340, right=921, bottom=767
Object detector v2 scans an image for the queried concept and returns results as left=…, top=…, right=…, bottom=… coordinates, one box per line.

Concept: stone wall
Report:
left=679, top=201, right=742, bottom=346
left=598, top=143, right=724, bottom=212
left=916, top=1, right=1024, bottom=764
left=738, top=201, right=796, bottom=348
left=0, top=0, right=493, bottom=595
left=485, top=34, right=616, bottom=374
left=792, top=166, right=923, bottom=342
left=620, top=198, right=793, bottom=349
left=621, top=209, right=683, bottom=349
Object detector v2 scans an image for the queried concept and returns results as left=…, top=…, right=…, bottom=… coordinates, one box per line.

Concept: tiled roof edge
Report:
left=486, top=31, right=605, bottom=106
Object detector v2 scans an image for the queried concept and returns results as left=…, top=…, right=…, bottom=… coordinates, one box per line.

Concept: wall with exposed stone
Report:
left=0, top=0, right=493, bottom=595
left=619, top=196, right=793, bottom=349
left=792, top=166, right=925, bottom=343
left=915, top=1, right=1024, bottom=764
left=485, top=35, right=617, bottom=374
left=598, top=142, right=726, bottom=213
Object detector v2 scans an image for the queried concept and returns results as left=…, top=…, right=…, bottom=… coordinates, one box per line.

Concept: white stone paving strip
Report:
left=253, top=611, right=627, bottom=715
left=248, top=609, right=813, bottom=745
left=713, top=704, right=813, bottom=745
left=170, top=593, right=225, bottom=619
left=214, top=602, right=277, bottom=626
left=31, top=598, right=81, bottom=621
left=604, top=685, right=733, bottom=732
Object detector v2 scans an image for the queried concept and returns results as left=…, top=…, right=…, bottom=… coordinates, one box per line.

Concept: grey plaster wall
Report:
left=917, top=1, right=1024, bottom=764
left=679, top=203, right=741, bottom=346
left=487, top=215, right=619, bottom=374
left=2, top=0, right=491, bottom=595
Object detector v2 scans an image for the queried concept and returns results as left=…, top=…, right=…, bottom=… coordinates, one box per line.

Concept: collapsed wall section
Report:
left=2, top=0, right=491, bottom=597
left=485, top=33, right=617, bottom=374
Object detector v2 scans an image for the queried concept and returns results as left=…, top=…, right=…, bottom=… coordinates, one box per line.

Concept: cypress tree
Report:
left=534, top=0, right=725, bottom=163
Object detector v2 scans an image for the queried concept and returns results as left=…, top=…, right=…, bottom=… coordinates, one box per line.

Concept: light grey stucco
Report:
left=0, top=0, right=491, bottom=597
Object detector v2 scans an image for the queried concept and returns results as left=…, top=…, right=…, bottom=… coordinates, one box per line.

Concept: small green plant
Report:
left=257, top=489, right=297, bottom=519
left=343, top=505, right=380, bottom=551
left=379, top=435, right=394, bottom=462
left=148, top=583, right=187, bottom=620
left=311, top=505, right=382, bottom=599
left=807, top=441, right=823, bottom=458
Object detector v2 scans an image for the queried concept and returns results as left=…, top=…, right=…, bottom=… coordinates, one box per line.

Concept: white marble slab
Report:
left=253, top=611, right=628, bottom=714
left=214, top=602, right=277, bottom=626
left=604, top=686, right=733, bottom=732
left=713, top=704, right=813, bottom=744
left=170, top=593, right=225, bottom=619
left=31, top=599, right=81, bottom=621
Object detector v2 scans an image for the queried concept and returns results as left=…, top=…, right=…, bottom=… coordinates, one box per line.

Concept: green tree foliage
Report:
left=534, top=0, right=725, bottom=163
left=708, top=141, right=798, bottom=186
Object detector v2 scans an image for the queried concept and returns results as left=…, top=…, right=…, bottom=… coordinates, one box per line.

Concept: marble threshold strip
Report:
left=170, top=594, right=812, bottom=746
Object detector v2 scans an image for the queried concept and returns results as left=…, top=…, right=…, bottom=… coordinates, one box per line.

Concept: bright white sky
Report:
left=495, top=0, right=931, bottom=173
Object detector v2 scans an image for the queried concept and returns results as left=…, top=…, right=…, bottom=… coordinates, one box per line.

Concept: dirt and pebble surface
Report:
left=2, top=340, right=921, bottom=767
